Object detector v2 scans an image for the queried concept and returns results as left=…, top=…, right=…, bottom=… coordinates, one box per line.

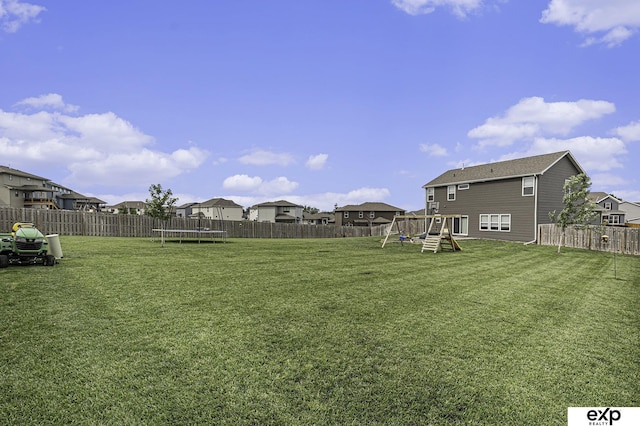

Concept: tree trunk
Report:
left=557, top=231, right=564, bottom=254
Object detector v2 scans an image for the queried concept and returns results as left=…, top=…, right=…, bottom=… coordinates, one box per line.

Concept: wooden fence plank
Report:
left=0, top=207, right=386, bottom=239
left=538, top=224, right=639, bottom=256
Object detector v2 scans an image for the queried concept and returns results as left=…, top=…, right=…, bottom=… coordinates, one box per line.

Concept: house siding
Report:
left=432, top=178, right=536, bottom=241
left=537, top=156, right=582, bottom=226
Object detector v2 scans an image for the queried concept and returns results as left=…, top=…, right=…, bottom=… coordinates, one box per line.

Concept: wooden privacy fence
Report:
left=0, top=207, right=381, bottom=239
left=538, top=224, right=640, bottom=256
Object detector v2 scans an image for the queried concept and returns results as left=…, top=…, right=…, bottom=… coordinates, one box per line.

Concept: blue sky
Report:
left=1, top=0, right=639, bottom=212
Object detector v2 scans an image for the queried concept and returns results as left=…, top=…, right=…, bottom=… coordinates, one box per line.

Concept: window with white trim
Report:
left=604, top=202, right=612, bottom=210
left=369, top=211, right=375, bottom=219
left=602, top=215, right=620, bottom=225
left=359, top=211, right=364, bottom=219
left=447, top=185, right=456, bottom=201
left=479, top=214, right=511, bottom=232
left=480, top=214, right=489, bottom=230
left=458, top=183, right=469, bottom=190
left=522, top=176, right=534, bottom=196
left=426, top=187, right=434, bottom=202
left=344, top=211, right=349, bottom=218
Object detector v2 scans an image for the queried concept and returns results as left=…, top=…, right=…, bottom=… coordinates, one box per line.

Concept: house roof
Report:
left=304, top=212, right=334, bottom=220
left=253, top=200, right=303, bottom=208
left=108, top=201, right=146, bottom=209
left=423, top=151, right=584, bottom=188
left=588, top=192, right=622, bottom=204
left=177, top=202, right=198, bottom=209
left=59, top=190, right=106, bottom=204
left=335, top=202, right=405, bottom=212
left=195, top=198, right=243, bottom=208
left=0, top=165, right=48, bottom=181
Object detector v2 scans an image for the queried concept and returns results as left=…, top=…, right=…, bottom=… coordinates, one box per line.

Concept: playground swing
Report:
left=382, top=214, right=462, bottom=253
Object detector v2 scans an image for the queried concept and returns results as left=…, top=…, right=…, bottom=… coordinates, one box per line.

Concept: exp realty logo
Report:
left=568, top=407, right=640, bottom=426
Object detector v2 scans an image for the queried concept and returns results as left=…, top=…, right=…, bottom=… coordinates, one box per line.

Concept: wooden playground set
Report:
left=381, top=214, right=462, bottom=253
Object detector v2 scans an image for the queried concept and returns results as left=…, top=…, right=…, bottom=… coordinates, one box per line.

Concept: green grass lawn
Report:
left=1, top=236, right=638, bottom=425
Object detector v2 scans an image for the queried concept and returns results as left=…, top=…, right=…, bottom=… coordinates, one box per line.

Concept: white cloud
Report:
left=14, top=93, right=79, bottom=113
left=419, top=143, right=448, bottom=156
left=66, top=146, right=208, bottom=187
left=391, top=0, right=483, bottom=18
left=540, top=0, right=640, bottom=47
left=222, top=174, right=298, bottom=195
left=305, top=153, right=328, bottom=170
left=292, top=187, right=392, bottom=211
left=613, top=189, right=640, bottom=203
left=0, top=0, right=45, bottom=33
left=613, top=120, right=640, bottom=142
left=260, top=176, right=299, bottom=195
left=468, top=97, right=616, bottom=147
left=0, top=95, right=209, bottom=188
left=238, top=149, right=295, bottom=166
left=524, top=136, right=627, bottom=172
left=590, top=172, right=629, bottom=188
left=222, top=174, right=263, bottom=192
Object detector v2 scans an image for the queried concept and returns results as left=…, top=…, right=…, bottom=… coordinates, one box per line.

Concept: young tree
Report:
left=549, top=173, right=597, bottom=253
left=145, top=184, right=178, bottom=229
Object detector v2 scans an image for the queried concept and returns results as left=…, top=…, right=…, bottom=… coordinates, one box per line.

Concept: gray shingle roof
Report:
left=197, top=198, right=243, bottom=208
left=335, top=202, right=404, bottom=212
left=254, top=200, right=302, bottom=208
left=423, top=151, right=583, bottom=187
left=0, top=165, right=48, bottom=181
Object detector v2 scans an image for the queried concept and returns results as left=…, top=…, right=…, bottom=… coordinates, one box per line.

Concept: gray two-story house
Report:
left=249, top=200, right=304, bottom=223
left=334, top=202, right=405, bottom=227
left=422, top=151, right=586, bottom=242
left=588, top=192, right=625, bottom=226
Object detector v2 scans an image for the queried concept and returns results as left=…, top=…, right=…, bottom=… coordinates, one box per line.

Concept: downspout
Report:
left=524, top=175, right=539, bottom=245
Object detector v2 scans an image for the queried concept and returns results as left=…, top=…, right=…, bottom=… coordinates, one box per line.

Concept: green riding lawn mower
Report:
left=0, top=222, right=57, bottom=268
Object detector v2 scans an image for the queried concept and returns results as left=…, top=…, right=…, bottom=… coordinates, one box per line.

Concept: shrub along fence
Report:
left=538, top=223, right=640, bottom=256
left=0, top=207, right=384, bottom=239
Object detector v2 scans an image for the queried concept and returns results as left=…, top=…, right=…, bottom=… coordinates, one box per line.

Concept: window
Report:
left=480, top=215, right=489, bottom=230
left=604, top=202, right=612, bottom=210
left=490, top=214, right=499, bottom=230
left=344, top=211, right=349, bottom=218
left=447, top=185, right=456, bottom=201
left=426, top=187, right=434, bottom=202
left=458, top=183, right=469, bottom=190
left=369, top=211, right=375, bottom=219
left=479, top=214, right=511, bottom=232
left=522, top=176, right=534, bottom=196
left=358, top=211, right=364, bottom=219
left=500, top=214, right=510, bottom=231
left=453, top=216, right=469, bottom=235
left=602, top=215, right=620, bottom=225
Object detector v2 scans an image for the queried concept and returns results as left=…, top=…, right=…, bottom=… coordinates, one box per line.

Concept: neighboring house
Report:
left=57, top=190, right=105, bottom=211
left=1, top=166, right=54, bottom=209
left=334, top=202, right=405, bottom=227
left=191, top=198, right=244, bottom=221
left=303, top=212, right=334, bottom=225
left=106, top=201, right=147, bottom=215
left=249, top=200, right=304, bottom=223
left=0, top=165, right=104, bottom=211
left=619, top=200, right=640, bottom=225
left=422, top=151, right=586, bottom=242
left=587, top=192, right=625, bottom=226
left=176, top=202, right=197, bottom=218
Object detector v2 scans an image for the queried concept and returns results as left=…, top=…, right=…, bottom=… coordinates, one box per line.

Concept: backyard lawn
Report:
left=1, top=236, right=638, bottom=424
